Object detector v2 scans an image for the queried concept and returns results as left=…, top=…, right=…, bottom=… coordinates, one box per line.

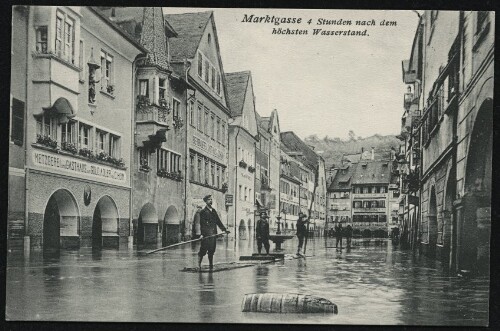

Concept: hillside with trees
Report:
left=304, top=131, right=401, bottom=169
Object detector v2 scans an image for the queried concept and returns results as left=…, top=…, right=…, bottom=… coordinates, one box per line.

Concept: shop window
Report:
left=211, top=162, right=215, bottom=186
left=204, top=108, right=210, bottom=136
left=216, top=166, right=220, bottom=188
left=204, top=159, right=209, bottom=184
left=197, top=157, right=202, bottom=182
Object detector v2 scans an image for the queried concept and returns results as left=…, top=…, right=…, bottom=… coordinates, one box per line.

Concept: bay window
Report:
left=139, top=79, right=149, bottom=97
left=159, top=78, right=166, bottom=100
left=36, top=26, right=48, bottom=53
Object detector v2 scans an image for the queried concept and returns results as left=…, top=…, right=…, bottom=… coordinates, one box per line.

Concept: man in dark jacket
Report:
left=335, top=222, right=343, bottom=249
left=345, top=224, right=353, bottom=248
left=256, top=211, right=271, bottom=255
left=296, top=212, right=308, bottom=255
left=198, top=195, right=230, bottom=270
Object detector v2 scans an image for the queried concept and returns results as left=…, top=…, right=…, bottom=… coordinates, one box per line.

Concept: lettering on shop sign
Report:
left=192, top=135, right=225, bottom=160
left=33, top=150, right=126, bottom=184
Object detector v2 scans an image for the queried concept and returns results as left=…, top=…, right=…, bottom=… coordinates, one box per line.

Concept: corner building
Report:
left=21, top=6, right=145, bottom=250
left=100, top=7, right=188, bottom=246
left=166, top=12, right=232, bottom=237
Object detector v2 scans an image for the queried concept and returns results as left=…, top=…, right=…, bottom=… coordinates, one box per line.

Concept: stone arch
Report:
left=43, top=189, right=80, bottom=251
left=137, top=203, right=158, bottom=245
left=442, top=165, right=456, bottom=264
left=92, top=195, right=119, bottom=249
left=163, top=205, right=180, bottom=246
left=239, top=219, right=247, bottom=240
left=460, top=97, right=492, bottom=273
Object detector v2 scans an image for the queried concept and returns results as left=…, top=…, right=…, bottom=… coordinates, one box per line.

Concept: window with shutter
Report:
left=11, top=98, right=24, bottom=146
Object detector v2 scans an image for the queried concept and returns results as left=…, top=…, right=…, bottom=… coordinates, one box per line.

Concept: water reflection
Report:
left=198, top=272, right=215, bottom=322
left=6, top=238, right=489, bottom=325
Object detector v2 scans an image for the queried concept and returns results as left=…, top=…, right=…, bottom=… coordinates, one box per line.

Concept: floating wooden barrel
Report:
left=241, top=293, right=337, bottom=314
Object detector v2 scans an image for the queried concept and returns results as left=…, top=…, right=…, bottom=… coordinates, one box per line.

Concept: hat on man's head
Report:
left=203, top=195, right=212, bottom=202
left=260, top=211, right=268, bottom=218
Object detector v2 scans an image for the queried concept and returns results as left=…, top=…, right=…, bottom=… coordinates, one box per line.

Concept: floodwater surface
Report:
left=6, top=237, right=489, bottom=325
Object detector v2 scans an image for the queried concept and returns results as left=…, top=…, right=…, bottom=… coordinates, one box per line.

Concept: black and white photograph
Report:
left=5, top=5, right=494, bottom=326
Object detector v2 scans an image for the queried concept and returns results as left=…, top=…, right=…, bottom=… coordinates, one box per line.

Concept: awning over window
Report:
left=40, top=97, right=76, bottom=124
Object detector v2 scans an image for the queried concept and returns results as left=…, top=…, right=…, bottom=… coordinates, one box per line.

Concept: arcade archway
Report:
left=43, top=189, right=80, bottom=251
left=92, top=195, right=119, bottom=249
left=460, top=98, right=492, bottom=273
left=163, top=205, right=180, bottom=246
left=137, top=203, right=158, bottom=245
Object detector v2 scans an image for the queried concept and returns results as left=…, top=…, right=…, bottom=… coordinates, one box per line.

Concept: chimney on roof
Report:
left=371, top=147, right=375, bottom=160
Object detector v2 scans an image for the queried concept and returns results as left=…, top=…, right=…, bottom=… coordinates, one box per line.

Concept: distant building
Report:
left=225, top=71, right=259, bottom=241
left=281, top=131, right=327, bottom=235
left=326, top=164, right=354, bottom=229
left=279, top=148, right=301, bottom=232
left=327, top=158, right=398, bottom=237
left=257, top=110, right=281, bottom=228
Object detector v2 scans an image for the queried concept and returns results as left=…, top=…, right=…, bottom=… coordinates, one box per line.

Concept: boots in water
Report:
left=208, top=255, right=214, bottom=270
left=197, top=256, right=203, bottom=270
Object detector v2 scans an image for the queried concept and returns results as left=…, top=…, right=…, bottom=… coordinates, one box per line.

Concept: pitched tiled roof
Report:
left=351, top=160, right=391, bottom=185
left=164, top=11, right=213, bottom=62
left=259, top=116, right=271, bottom=132
left=99, top=7, right=169, bottom=69
left=225, top=71, right=250, bottom=117
left=328, top=164, right=356, bottom=191
left=280, top=131, right=319, bottom=171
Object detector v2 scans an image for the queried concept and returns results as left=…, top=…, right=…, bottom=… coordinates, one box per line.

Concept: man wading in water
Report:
left=296, top=212, right=309, bottom=255
left=197, top=195, right=230, bottom=270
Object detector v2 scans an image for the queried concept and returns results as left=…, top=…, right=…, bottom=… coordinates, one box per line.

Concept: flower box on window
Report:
left=61, top=141, right=78, bottom=154
left=79, top=148, right=95, bottom=159
left=137, top=95, right=151, bottom=111
left=173, top=115, right=184, bottom=129
left=238, top=160, right=247, bottom=168
left=140, top=164, right=151, bottom=172
left=158, top=97, right=169, bottom=109
left=106, top=84, right=115, bottom=95
left=36, top=134, right=58, bottom=149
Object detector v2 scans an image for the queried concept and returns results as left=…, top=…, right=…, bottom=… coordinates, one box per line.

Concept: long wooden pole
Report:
left=146, top=233, right=226, bottom=254
left=303, top=166, right=319, bottom=254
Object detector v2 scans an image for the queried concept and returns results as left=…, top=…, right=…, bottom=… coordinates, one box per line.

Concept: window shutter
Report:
left=11, top=98, right=24, bottom=146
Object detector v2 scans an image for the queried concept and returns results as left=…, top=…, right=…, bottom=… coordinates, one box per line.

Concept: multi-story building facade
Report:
left=454, top=11, right=493, bottom=274
left=18, top=6, right=146, bottom=250
left=101, top=7, right=188, bottom=246
left=165, top=11, right=232, bottom=237
left=225, top=71, right=259, bottom=241
left=279, top=148, right=301, bottom=232
left=257, top=110, right=281, bottom=229
left=9, top=6, right=29, bottom=250
left=398, top=16, right=424, bottom=249
left=400, top=10, right=493, bottom=275
left=351, top=161, right=393, bottom=237
left=255, top=112, right=272, bottom=227
left=280, top=131, right=327, bottom=235
left=327, top=164, right=355, bottom=230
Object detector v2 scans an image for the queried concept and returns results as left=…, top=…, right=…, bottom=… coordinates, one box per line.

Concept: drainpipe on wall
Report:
left=233, top=126, right=241, bottom=248
left=129, top=54, right=147, bottom=249
left=183, top=58, right=192, bottom=240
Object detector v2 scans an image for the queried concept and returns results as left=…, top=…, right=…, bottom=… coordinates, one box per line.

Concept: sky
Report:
left=164, top=8, right=420, bottom=140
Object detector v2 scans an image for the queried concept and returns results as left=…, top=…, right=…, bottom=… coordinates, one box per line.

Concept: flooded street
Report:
left=6, top=237, right=489, bottom=325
